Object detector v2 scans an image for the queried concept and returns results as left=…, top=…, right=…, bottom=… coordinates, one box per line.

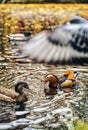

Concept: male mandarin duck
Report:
left=60, top=70, right=76, bottom=88
left=18, top=15, right=88, bottom=64
left=44, top=70, right=78, bottom=95
left=0, top=81, right=29, bottom=102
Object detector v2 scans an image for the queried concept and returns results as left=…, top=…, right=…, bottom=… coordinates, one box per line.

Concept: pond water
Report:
left=0, top=40, right=88, bottom=130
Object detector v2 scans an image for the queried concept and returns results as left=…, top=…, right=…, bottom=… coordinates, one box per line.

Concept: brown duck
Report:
left=0, top=81, right=29, bottom=103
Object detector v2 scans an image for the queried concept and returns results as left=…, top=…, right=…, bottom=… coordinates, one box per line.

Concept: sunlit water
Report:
left=0, top=40, right=88, bottom=130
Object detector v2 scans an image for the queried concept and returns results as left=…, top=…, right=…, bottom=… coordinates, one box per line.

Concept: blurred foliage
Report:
left=0, top=4, right=88, bottom=42
left=0, top=0, right=88, bottom=3
left=74, top=120, right=88, bottom=130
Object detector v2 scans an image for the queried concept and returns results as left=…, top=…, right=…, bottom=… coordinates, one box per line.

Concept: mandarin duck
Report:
left=44, top=70, right=78, bottom=95
left=18, top=15, right=88, bottom=64
left=0, top=81, right=29, bottom=103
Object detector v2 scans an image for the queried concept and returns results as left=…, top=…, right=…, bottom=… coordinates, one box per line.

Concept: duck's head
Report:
left=63, top=70, right=75, bottom=79
left=44, top=74, right=58, bottom=87
left=15, top=81, right=29, bottom=94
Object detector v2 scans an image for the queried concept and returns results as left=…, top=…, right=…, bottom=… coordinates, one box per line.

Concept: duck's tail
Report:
left=74, top=71, right=80, bottom=78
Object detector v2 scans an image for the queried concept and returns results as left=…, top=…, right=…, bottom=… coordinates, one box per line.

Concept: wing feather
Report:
left=19, top=17, right=88, bottom=64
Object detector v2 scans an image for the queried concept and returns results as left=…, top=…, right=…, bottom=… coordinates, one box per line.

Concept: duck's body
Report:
left=59, top=70, right=76, bottom=89
left=44, top=70, right=78, bottom=95
left=18, top=15, right=88, bottom=64
left=0, top=82, right=29, bottom=102
left=0, top=87, right=19, bottom=102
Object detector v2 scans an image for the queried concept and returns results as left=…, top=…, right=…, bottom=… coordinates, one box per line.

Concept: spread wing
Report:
left=19, top=19, right=88, bottom=64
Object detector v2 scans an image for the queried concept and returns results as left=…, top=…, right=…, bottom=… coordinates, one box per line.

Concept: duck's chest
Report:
left=49, top=83, right=58, bottom=89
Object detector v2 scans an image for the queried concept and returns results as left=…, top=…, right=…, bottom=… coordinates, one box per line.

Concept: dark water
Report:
left=0, top=40, right=88, bottom=130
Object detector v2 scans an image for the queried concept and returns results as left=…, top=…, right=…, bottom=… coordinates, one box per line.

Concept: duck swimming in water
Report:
left=44, top=70, right=78, bottom=95
left=18, top=15, right=88, bottom=64
left=0, top=81, right=29, bottom=102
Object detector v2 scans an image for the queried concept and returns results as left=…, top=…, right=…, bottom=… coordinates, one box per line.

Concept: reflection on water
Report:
left=0, top=40, right=88, bottom=130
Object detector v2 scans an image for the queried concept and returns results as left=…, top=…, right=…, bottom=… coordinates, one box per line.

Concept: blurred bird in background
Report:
left=18, top=15, right=88, bottom=64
